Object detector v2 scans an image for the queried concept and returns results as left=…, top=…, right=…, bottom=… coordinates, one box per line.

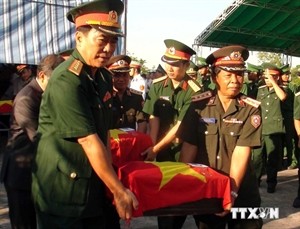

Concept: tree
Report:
left=256, top=52, right=282, bottom=66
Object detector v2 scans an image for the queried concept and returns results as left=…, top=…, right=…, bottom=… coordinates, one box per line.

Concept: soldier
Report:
left=31, top=0, right=138, bottom=228
left=154, top=64, right=167, bottom=79
left=252, top=63, right=287, bottom=193
left=196, top=56, right=215, bottom=91
left=107, top=55, right=147, bottom=132
left=293, top=89, right=300, bottom=208
left=280, top=64, right=299, bottom=170
left=177, top=45, right=263, bottom=229
left=142, top=39, right=201, bottom=229
left=186, top=61, right=199, bottom=81
left=129, top=60, right=147, bottom=100
left=244, top=63, right=262, bottom=98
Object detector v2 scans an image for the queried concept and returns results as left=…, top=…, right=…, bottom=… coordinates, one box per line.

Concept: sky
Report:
left=125, top=0, right=300, bottom=69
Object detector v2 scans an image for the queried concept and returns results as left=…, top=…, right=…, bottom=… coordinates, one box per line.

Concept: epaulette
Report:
left=130, top=88, right=143, bottom=95
left=241, top=96, right=261, bottom=108
left=295, top=91, right=300, bottom=97
left=68, top=59, right=83, bottom=76
left=258, top=85, right=267, bottom=89
left=152, top=75, right=168, bottom=84
left=192, top=91, right=212, bottom=102
left=187, top=79, right=201, bottom=92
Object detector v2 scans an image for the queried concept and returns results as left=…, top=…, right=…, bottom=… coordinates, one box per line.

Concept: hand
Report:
left=141, top=146, right=157, bottom=161
left=114, top=188, right=139, bottom=220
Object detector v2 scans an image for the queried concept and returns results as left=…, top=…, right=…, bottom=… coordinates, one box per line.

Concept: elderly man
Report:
left=177, top=46, right=263, bottom=229
left=31, top=0, right=138, bottom=228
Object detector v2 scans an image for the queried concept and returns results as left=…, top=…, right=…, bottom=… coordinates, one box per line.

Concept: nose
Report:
left=103, top=41, right=116, bottom=53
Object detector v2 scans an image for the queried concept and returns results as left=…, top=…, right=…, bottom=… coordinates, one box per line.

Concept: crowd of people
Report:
left=0, top=0, right=300, bottom=229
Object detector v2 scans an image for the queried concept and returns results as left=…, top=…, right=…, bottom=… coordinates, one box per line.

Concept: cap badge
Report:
left=168, top=47, right=176, bottom=55
left=108, top=11, right=118, bottom=23
left=230, top=51, right=243, bottom=61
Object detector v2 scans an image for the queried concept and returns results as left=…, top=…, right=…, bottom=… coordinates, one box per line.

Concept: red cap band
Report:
left=164, top=47, right=191, bottom=60
left=75, top=11, right=120, bottom=28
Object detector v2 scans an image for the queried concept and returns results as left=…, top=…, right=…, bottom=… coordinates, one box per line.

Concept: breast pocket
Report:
left=125, top=108, right=136, bottom=123
left=198, top=123, right=218, bottom=154
left=222, top=124, right=243, bottom=153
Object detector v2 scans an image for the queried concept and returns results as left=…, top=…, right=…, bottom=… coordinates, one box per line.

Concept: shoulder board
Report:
left=68, top=59, right=83, bottom=76
left=130, top=88, right=143, bottom=95
left=258, top=85, right=267, bottom=89
left=295, top=91, right=300, bottom=97
left=192, top=91, right=212, bottom=102
left=241, top=96, right=261, bottom=108
left=187, top=79, right=201, bottom=92
left=152, top=75, right=168, bottom=84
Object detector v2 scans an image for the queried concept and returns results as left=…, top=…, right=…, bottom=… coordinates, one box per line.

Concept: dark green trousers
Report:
left=252, top=134, right=283, bottom=186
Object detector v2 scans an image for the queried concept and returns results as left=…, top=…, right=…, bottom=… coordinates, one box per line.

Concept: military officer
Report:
left=243, top=63, right=262, bottom=98
left=142, top=39, right=201, bottom=229
left=154, top=64, right=167, bottom=79
left=186, top=61, right=199, bottom=80
left=129, top=60, right=147, bottom=100
left=107, top=55, right=147, bottom=132
left=196, top=56, right=215, bottom=91
left=177, top=45, right=263, bottom=229
left=252, top=63, right=287, bottom=193
left=280, top=64, right=299, bottom=170
left=293, top=90, right=300, bottom=208
left=31, top=1, right=138, bottom=228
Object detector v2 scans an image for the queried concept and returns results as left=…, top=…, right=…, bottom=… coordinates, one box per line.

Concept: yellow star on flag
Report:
left=109, top=129, right=126, bottom=142
left=149, top=161, right=207, bottom=190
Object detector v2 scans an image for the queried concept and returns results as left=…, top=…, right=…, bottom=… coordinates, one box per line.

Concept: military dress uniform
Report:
left=143, top=75, right=200, bottom=162
left=252, top=84, right=286, bottom=191
left=32, top=49, right=114, bottom=221
left=112, top=88, right=146, bottom=129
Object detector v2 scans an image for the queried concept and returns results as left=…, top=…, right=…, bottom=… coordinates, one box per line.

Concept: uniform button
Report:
left=98, top=105, right=101, bottom=108
left=266, top=110, right=268, bottom=112
left=120, top=106, right=123, bottom=109
left=217, top=156, right=220, bottom=159
left=109, top=104, right=112, bottom=108
left=230, top=132, right=234, bottom=136
left=266, top=103, right=269, bottom=105
left=267, top=95, right=270, bottom=98
left=163, top=104, right=166, bottom=107
left=70, top=172, right=77, bottom=179
left=205, top=131, right=208, bottom=134
left=265, top=117, right=268, bottom=119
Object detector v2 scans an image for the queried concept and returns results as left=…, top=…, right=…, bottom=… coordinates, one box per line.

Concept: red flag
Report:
left=119, top=161, right=231, bottom=217
left=110, top=129, right=153, bottom=168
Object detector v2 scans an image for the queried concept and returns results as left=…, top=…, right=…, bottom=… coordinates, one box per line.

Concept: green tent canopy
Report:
left=194, top=0, right=300, bottom=57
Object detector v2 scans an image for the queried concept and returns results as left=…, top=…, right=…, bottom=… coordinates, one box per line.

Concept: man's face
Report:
left=198, top=66, right=209, bottom=77
left=76, top=28, right=118, bottom=68
left=19, top=68, right=32, bottom=81
left=113, top=72, right=130, bottom=91
left=165, top=61, right=189, bottom=81
left=214, top=69, right=244, bottom=98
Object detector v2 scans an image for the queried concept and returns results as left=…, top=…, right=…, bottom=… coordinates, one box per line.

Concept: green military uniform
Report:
left=177, top=92, right=261, bottom=207
left=32, top=48, right=113, bottom=217
left=112, top=88, right=146, bottom=129
left=243, top=63, right=262, bottom=99
left=143, top=75, right=200, bottom=161
left=293, top=92, right=300, bottom=206
left=186, top=61, right=199, bottom=80
left=196, top=56, right=215, bottom=91
left=252, top=84, right=286, bottom=191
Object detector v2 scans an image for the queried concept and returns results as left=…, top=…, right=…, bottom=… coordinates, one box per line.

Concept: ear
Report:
left=75, top=31, right=83, bottom=45
left=38, top=71, right=45, bottom=82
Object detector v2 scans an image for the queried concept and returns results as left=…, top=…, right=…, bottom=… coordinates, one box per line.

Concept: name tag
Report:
left=223, top=118, right=243, bottom=124
left=160, top=96, right=170, bottom=101
left=199, top=118, right=217, bottom=124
